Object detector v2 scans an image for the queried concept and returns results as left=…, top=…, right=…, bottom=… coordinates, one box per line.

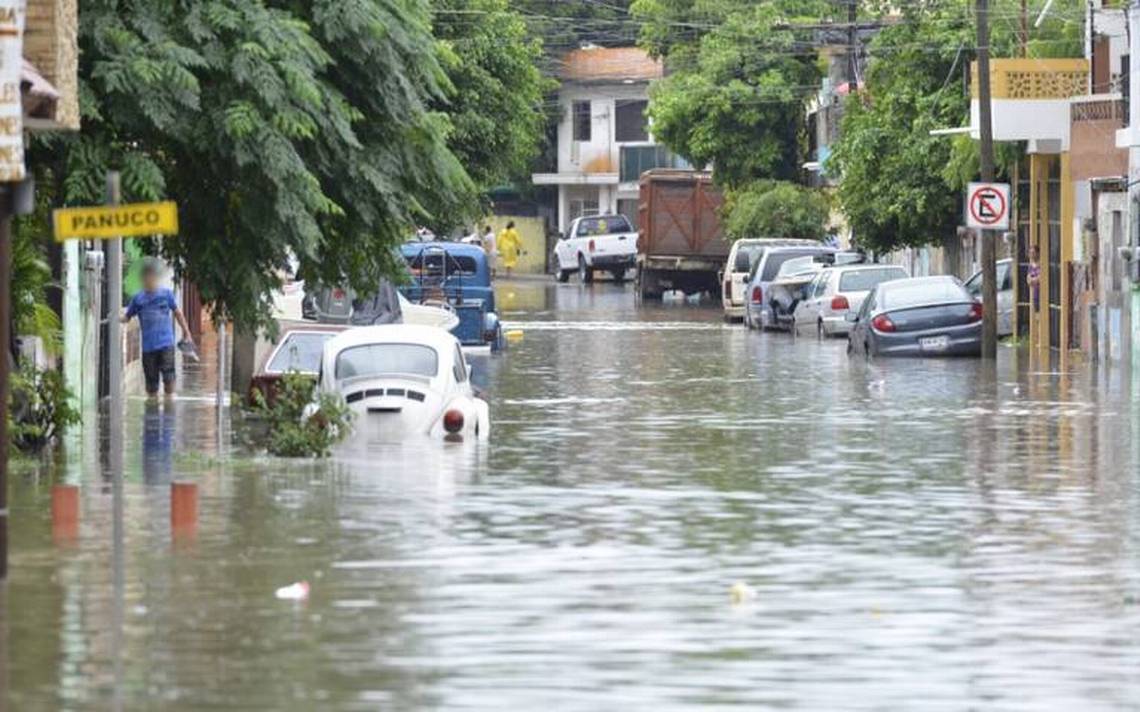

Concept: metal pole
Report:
left=0, top=188, right=11, bottom=579
left=1020, top=0, right=1029, bottom=57
left=216, top=316, right=226, bottom=431
left=106, top=173, right=123, bottom=476
left=977, top=0, right=999, bottom=360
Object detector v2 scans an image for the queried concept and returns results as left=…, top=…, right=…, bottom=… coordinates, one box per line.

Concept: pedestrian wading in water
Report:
left=122, top=258, right=194, bottom=399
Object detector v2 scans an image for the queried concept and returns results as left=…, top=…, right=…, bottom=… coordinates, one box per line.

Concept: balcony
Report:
left=619, top=145, right=689, bottom=183
left=969, top=58, right=1090, bottom=151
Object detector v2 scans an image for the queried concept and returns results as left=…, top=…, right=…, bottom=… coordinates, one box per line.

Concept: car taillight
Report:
left=830, top=295, right=850, bottom=311
left=443, top=409, right=464, bottom=434
left=871, top=314, right=896, bottom=333
left=969, top=302, right=984, bottom=323
left=751, top=286, right=762, bottom=304
left=588, top=239, right=596, bottom=253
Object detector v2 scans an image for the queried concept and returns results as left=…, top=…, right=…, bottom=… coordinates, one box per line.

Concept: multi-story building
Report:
left=531, top=46, right=688, bottom=234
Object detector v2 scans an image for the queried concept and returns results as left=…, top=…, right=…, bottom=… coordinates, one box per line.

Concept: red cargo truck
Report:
left=636, top=170, right=731, bottom=300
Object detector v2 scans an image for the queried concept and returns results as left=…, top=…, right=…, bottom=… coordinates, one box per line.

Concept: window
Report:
left=452, top=345, right=468, bottom=383
left=335, top=344, right=438, bottom=380
left=576, top=215, right=633, bottom=236
left=569, top=198, right=599, bottom=222
left=572, top=101, right=591, bottom=142
left=615, top=100, right=649, bottom=142
left=812, top=271, right=831, bottom=298
left=403, top=253, right=479, bottom=277
left=880, top=279, right=969, bottom=310
left=734, top=245, right=765, bottom=273
left=619, top=145, right=690, bottom=182
left=267, top=332, right=334, bottom=374
left=838, top=268, right=908, bottom=293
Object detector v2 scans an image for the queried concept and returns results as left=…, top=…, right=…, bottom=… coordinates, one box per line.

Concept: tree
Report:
left=633, top=0, right=830, bottom=188
left=45, top=0, right=475, bottom=330
left=430, top=0, right=552, bottom=226
left=829, top=0, right=1084, bottom=254
left=723, top=181, right=830, bottom=240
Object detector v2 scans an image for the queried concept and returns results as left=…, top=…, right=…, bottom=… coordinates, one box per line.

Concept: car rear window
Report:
left=839, top=268, right=908, bottom=293
left=761, top=250, right=828, bottom=281
left=404, top=253, right=479, bottom=276
left=576, top=216, right=632, bottom=236
left=880, top=280, right=969, bottom=310
left=267, top=332, right=334, bottom=374
left=335, top=343, right=439, bottom=380
left=733, top=245, right=765, bottom=272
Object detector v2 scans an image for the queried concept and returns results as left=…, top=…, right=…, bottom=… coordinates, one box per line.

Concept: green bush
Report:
left=9, top=364, right=81, bottom=453
left=250, top=373, right=352, bottom=458
left=723, top=181, right=830, bottom=242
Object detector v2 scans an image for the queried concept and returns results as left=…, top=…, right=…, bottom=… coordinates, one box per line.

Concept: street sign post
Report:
left=967, top=182, right=1011, bottom=231
left=52, top=201, right=179, bottom=241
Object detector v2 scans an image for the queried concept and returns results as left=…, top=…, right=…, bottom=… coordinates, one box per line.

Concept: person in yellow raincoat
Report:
left=496, top=221, right=522, bottom=277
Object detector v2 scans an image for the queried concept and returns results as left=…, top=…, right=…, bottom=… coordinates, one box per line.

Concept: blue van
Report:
left=399, top=242, right=505, bottom=351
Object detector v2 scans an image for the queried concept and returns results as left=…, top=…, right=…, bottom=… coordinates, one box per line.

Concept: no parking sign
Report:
left=966, top=182, right=1010, bottom=231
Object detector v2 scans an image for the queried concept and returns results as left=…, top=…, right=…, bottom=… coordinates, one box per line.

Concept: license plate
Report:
left=920, top=336, right=950, bottom=352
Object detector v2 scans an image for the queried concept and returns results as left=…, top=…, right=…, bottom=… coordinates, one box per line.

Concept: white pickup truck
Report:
left=554, top=214, right=639, bottom=284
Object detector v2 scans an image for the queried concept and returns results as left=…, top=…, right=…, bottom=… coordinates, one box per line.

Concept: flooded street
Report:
left=6, top=281, right=1140, bottom=711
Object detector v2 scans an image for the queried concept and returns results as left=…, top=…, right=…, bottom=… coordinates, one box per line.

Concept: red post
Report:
left=170, top=481, right=198, bottom=533
left=51, top=484, right=79, bottom=543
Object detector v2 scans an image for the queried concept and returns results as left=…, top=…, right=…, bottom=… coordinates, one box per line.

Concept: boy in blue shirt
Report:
left=122, top=258, right=193, bottom=398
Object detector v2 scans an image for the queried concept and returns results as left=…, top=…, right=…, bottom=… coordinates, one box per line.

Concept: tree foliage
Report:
left=430, top=0, right=552, bottom=221
left=723, top=181, right=830, bottom=241
left=46, top=0, right=478, bottom=330
left=633, top=0, right=829, bottom=188
left=829, top=0, right=1084, bottom=253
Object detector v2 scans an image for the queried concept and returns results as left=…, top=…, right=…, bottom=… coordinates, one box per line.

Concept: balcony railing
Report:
left=619, top=146, right=690, bottom=183
left=971, top=58, right=1089, bottom=100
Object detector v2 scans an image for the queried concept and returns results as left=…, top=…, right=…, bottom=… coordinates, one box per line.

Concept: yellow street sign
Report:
left=53, top=201, right=179, bottom=241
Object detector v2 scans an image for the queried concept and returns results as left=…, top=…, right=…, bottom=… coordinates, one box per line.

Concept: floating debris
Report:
left=275, top=581, right=311, bottom=601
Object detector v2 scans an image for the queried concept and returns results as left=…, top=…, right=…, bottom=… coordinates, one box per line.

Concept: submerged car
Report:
left=794, top=264, right=910, bottom=338
left=764, top=256, right=830, bottom=331
left=719, top=238, right=819, bottom=321
left=744, top=245, right=837, bottom=330
left=400, top=242, right=505, bottom=351
left=302, top=279, right=460, bottom=332
left=317, top=325, right=491, bottom=443
left=964, top=258, right=1014, bottom=337
left=248, top=322, right=345, bottom=407
left=847, top=276, right=983, bottom=358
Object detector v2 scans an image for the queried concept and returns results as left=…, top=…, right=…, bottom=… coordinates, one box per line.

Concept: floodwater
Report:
left=5, top=280, right=1140, bottom=711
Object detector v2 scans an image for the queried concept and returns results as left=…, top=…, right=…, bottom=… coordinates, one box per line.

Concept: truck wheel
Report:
left=557, top=268, right=571, bottom=283
left=637, top=267, right=662, bottom=300
left=578, top=255, right=594, bottom=284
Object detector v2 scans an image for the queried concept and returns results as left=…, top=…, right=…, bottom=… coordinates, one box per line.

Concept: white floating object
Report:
left=729, top=581, right=756, bottom=604
left=275, top=581, right=310, bottom=601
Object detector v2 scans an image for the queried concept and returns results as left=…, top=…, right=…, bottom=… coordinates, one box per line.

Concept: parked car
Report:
left=765, top=256, right=830, bottom=330
left=248, top=322, right=345, bottom=407
left=316, top=325, right=491, bottom=443
left=399, top=242, right=505, bottom=351
left=964, top=258, right=1014, bottom=337
left=744, top=245, right=836, bottom=330
left=720, top=238, right=819, bottom=321
left=847, top=276, right=983, bottom=358
left=554, top=214, right=639, bottom=284
left=794, top=264, right=911, bottom=338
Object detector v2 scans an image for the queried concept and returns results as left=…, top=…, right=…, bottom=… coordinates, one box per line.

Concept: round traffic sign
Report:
left=969, top=186, right=1007, bottom=227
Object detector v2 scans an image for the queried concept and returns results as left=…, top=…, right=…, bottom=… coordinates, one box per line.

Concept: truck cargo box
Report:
left=637, top=170, right=730, bottom=298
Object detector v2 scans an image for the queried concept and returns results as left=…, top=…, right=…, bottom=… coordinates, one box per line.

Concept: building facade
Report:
left=531, top=46, right=687, bottom=234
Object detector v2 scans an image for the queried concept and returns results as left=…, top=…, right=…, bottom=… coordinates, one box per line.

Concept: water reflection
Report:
left=4, top=280, right=1140, bottom=709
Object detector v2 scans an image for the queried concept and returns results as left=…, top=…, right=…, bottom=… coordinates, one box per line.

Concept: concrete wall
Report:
left=557, top=82, right=653, bottom=177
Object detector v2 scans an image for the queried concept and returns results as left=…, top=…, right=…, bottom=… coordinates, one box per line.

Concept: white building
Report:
left=531, top=46, right=687, bottom=234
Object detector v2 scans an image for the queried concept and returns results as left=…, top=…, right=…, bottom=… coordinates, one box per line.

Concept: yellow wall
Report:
left=486, top=216, right=547, bottom=275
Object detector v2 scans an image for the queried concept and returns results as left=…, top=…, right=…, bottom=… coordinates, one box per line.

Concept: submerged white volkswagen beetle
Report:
left=317, top=325, right=490, bottom=442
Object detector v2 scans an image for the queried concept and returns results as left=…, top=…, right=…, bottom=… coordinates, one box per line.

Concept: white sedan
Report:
left=317, top=325, right=490, bottom=443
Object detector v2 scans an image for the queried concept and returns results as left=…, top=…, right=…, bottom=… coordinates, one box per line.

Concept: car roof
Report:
left=830, top=263, right=909, bottom=273
left=760, top=244, right=833, bottom=255
left=733, top=238, right=819, bottom=247
left=324, top=324, right=460, bottom=355
left=878, top=275, right=960, bottom=290
left=400, top=241, right=487, bottom=260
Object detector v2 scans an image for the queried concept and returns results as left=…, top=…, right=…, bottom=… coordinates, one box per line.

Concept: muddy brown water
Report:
left=5, top=281, right=1140, bottom=710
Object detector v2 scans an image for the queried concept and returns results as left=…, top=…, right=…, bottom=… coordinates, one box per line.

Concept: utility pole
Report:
left=0, top=187, right=10, bottom=580
left=977, top=0, right=999, bottom=359
left=106, top=172, right=124, bottom=481
left=848, top=0, right=858, bottom=86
